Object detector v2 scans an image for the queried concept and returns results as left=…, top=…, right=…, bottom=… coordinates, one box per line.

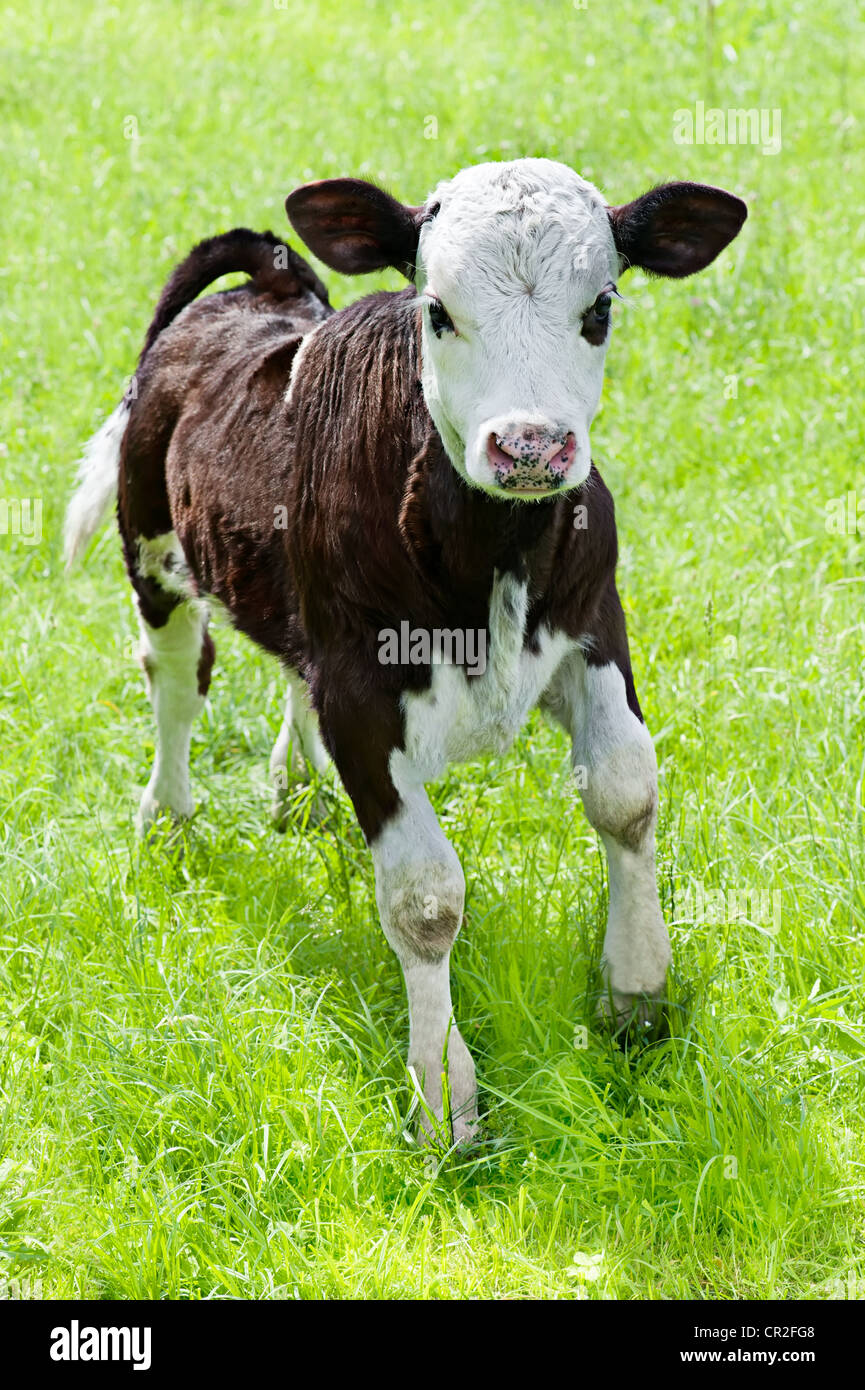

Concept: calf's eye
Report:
left=427, top=297, right=456, bottom=337
left=581, top=287, right=616, bottom=345
left=593, top=292, right=612, bottom=321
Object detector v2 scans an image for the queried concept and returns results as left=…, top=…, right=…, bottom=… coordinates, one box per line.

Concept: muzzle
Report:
left=486, top=427, right=577, bottom=493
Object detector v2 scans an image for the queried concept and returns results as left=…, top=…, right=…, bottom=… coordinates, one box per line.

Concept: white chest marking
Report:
left=394, top=573, right=572, bottom=787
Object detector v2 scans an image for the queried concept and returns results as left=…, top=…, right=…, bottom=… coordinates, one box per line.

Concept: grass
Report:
left=1, top=0, right=864, bottom=1300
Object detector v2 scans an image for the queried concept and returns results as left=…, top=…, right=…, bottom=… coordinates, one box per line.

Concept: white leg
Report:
left=371, top=773, right=477, bottom=1143
left=136, top=599, right=210, bottom=830
left=547, top=650, right=670, bottom=1026
left=269, top=669, right=329, bottom=821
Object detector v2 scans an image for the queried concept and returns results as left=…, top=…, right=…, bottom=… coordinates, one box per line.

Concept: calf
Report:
left=65, top=159, right=746, bottom=1143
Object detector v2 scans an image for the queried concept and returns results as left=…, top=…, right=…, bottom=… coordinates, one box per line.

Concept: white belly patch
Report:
left=395, top=572, right=572, bottom=783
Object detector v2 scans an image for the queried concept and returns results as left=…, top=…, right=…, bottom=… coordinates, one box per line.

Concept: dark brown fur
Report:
left=119, top=235, right=638, bottom=840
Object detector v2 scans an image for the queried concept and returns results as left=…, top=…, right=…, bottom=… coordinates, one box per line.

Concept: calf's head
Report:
left=286, top=159, right=746, bottom=500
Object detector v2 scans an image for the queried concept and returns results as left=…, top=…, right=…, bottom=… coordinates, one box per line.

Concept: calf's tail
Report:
left=63, top=228, right=327, bottom=568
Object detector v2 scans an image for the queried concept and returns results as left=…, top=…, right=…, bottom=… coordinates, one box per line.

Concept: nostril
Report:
left=487, top=432, right=516, bottom=471
left=547, top=432, right=577, bottom=474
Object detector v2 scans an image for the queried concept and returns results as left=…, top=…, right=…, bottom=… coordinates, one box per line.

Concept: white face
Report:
left=415, top=159, right=619, bottom=500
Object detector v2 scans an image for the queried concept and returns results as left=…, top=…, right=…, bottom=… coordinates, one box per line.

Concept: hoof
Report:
left=414, top=1110, right=481, bottom=1153
left=597, top=986, right=669, bottom=1046
left=271, top=779, right=330, bottom=832
left=136, top=787, right=194, bottom=840
left=407, top=1059, right=479, bottom=1152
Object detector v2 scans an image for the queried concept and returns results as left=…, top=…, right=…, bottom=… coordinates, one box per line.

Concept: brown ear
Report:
left=285, top=178, right=424, bottom=278
left=609, top=181, right=747, bottom=278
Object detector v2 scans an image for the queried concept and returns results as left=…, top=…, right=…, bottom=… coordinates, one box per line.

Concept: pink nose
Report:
left=487, top=430, right=577, bottom=491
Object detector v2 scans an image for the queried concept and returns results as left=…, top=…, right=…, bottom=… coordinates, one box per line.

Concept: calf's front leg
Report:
left=545, top=610, right=671, bottom=1031
left=580, top=658, right=670, bottom=1028
left=320, top=693, right=477, bottom=1144
left=372, top=775, right=477, bottom=1142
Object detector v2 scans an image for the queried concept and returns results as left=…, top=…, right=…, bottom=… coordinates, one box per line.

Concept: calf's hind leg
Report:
left=128, top=532, right=214, bottom=831
left=269, top=668, right=330, bottom=824
left=117, top=396, right=214, bottom=832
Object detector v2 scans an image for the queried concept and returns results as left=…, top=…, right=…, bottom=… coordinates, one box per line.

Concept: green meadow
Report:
left=1, top=0, right=863, bottom=1298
